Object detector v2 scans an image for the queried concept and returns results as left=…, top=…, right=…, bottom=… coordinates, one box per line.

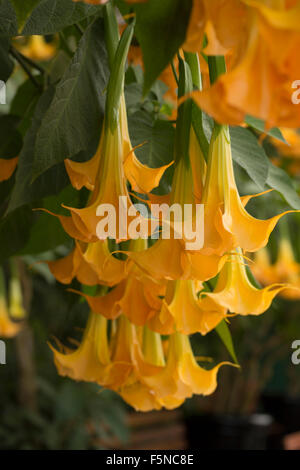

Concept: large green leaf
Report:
left=10, top=78, right=41, bottom=135
left=230, top=126, right=269, bottom=191
left=19, top=212, right=70, bottom=255
left=0, top=37, right=14, bottom=82
left=8, top=86, right=69, bottom=212
left=0, top=115, right=22, bottom=158
left=128, top=110, right=175, bottom=194
left=266, top=162, right=300, bottom=209
left=10, top=0, right=41, bottom=31
left=0, top=205, right=33, bottom=262
left=18, top=184, right=84, bottom=255
left=0, top=0, right=17, bottom=36
left=33, top=17, right=109, bottom=179
left=245, top=115, right=286, bottom=143
left=119, top=0, right=193, bottom=95
left=21, top=0, right=102, bottom=35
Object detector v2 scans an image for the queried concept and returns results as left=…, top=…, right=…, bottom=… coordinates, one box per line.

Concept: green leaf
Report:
left=0, top=0, right=18, bottom=36
left=126, top=0, right=193, bottom=94
left=10, top=0, right=41, bottom=32
left=230, top=126, right=269, bottom=191
left=266, top=162, right=300, bottom=209
left=19, top=211, right=70, bottom=255
left=0, top=206, right=33, bottom=263
left=128, top=110, right=175, bottom=194
left=0, top=37, right=14, bottom=81
left=33, top=17, right=109, bottom=179
left=8, top=86, right=69, bottom=212
left=245, top=115, right=287, bottom=143
left=10, top=77, right=41, bottom=135
left=0, top=115, right=22, bottom=158
left=215, top=320, right=239, bottom=364
left=21, top=0, right=102, bottom=35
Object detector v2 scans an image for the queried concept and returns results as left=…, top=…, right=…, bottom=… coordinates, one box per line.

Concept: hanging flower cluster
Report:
left=47, top=4, right=299, bottom=411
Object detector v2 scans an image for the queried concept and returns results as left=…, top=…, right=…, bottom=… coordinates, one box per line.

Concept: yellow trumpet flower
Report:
left=201, top=125, right=295, bottom=254
left=50, top=312, right=112, bottom=384
left=0, top=269, right=21, bottom=338
left=271, top=128, right=300, bottom=158
left=70, top=239, right=166, bottom=326
left=201, top=248, right=291, bottom=315
left=48, top=239, right=127, bottom=287
left=50, top=313, right=133, bottom=388
left=253, top=238, right=300, bottom=300
left=143, top=331, right=234, bottom=409
left=121, top=326, right=234, bottom=411
left=156, top=279, right=227, bottom=335
left=131, top=156, right=226, bottom=281
left=19, top=36, right=56, bottom=61
left=65, top=96, right=171, bottom=194
left=51, top=310, right=234, bottom=411
left=8, top=274, right=26, bottom=321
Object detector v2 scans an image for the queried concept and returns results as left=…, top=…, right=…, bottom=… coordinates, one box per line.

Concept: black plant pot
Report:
left=185, top=413, right=273, bottom=450
left=281, top=397, right=300, bottom=434
left=262, top=394, right=300, bottom=447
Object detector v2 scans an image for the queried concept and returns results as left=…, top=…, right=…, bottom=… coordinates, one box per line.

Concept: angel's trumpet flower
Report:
left=252, top=247, right=275, bottom=285
left=253, top=238, right=300, bottom=300
left=18, top=35, right=56, bottom=61
left=70, top=239, right=166, bottom=326
left=201, top=248, right=291, bottom=315
left=121, top=326, right=233, bottom=411
left=150, top=332, right=235, bottom=410
left=8, top=264, right=26, bottom=321
left=108, top=316, right=169, bottom=411
left=202, top=125, right=296, bottom=255
left=64, top=118, right=152, bottom=242
left=131, top=156, right=226, bottom=281
left=156, top=279, right=227, bottom=335
left=62, top=21, right=168, bottom=242
left=0, top=157, right=18, bottom=182
left=50, top=312, right=133, bottom=388
left=119, top=325, right=168, bottom=411
left=65, top=96, right=172, bottom=194
left=0, top=268, right=21, bottom=338
left=50, top=312, right=111, bottom=384
left=171, top=332, right=236, bottom=396
left=48, top=239, right=127, bottom=287
left=271, top=128, right=300, bottom=158
left=51, top=312, right=236, bottom=411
